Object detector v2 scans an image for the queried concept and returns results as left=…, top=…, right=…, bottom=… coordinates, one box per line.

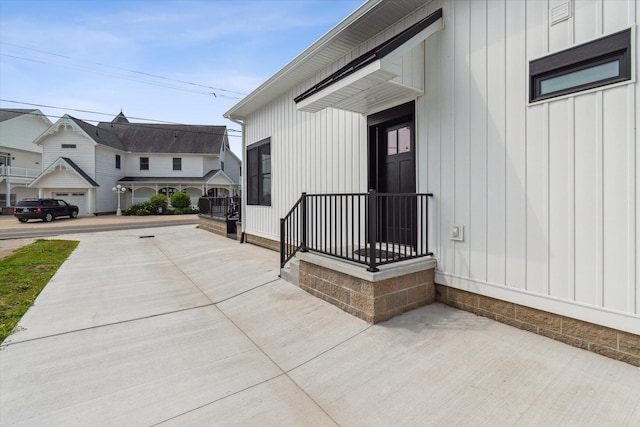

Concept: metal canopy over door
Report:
left=368, top=101, right=416, bottom=247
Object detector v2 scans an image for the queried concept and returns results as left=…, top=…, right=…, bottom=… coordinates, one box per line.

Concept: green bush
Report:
left=123, top=201, right=153, bottom=216
left=149, top=194, right=168, bottom=214
left=175, top=206, right=199, bottom=215
left=170, top=191, right=191, bottom=209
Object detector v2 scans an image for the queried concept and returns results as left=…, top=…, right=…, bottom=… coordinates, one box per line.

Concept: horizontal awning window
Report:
left=295, top=8, right=443, bottom=114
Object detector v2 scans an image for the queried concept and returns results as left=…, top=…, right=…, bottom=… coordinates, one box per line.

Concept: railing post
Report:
left=426, top=193, right=433, bottom=256
left=280, top=217, right=286, bottom=267
left=367, top=189, right=379, bottom=272
left=301, top=192, right=308, bottom=252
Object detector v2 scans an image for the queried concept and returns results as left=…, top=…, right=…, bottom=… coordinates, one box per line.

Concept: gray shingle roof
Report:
left=62, top=157, right=100, bottom=186
left=67, top=116, right=127, bottom=151
left=97, top=122, right=226, bottom=154
left=61, top=113, right=226, bottom=155
left=0, top=108, right=38, bottom=122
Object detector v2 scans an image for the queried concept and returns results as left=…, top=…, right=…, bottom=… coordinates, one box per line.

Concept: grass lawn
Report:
left=0, top=239, right=78, bottom=343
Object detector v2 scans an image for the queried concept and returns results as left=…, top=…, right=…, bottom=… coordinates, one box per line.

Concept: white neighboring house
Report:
left=0, top=109, right=52, bottom=207
left=29, top=112, right=240, bottom=216
left=225, top=0, right=639, bottom=354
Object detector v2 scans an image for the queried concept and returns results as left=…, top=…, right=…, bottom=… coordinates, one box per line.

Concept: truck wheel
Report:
left=71, top=210, right=78, bottom=218
left=44, top=212, right=54, bottom=222
left=19, top=218, right=28, bottom=223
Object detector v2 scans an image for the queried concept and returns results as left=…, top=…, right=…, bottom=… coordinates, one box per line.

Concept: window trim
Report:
left=247, top=137, right=271, bottom=206
left=172, top=157, right=182, bottom=171
left=529, top=28, right=631, bottom=103
left=140, top=157, right=149, bottom=171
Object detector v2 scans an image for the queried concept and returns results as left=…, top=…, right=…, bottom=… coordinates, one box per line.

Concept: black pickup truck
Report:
left=14, top=198, right=79, bottom=222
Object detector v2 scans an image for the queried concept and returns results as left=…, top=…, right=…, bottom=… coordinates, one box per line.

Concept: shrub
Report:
left=175, top=206, right=199, bottom=215
left=123, top=201, right=153, bottom=216
left=149, top=194, right=168, bottom=214
left=170, top=191, right=191, bottom=209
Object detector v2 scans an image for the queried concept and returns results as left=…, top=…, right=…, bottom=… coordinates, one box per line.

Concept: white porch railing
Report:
left=0, top=165, right=41, bottom=178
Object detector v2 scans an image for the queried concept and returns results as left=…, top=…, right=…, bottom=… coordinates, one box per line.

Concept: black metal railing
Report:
left=280, top=190, right=433, bottom=271
left=280, top=194, right=305, bottom=268
left=198, top=196, right=241, bottom=220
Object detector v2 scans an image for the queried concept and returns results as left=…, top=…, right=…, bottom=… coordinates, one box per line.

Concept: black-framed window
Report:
left=173, top=157, right=182, bottom=171
left=61, top=144, right=76, bottom=149
left=247, top=137, right=271, bottom=206
left=115, top=154, right=121, bottom=169
left=530, top=29, right=631, bottom=102
left=140, top=157, right=149, bottom=170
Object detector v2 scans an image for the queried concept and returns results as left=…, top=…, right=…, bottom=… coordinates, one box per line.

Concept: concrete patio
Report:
left=1, top=224, right=638, bottom=426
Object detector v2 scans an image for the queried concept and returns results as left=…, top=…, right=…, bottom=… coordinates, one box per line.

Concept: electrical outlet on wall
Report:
left=451, top=224, right=464, bottom=241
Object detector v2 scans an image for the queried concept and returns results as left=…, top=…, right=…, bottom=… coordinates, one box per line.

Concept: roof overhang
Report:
left=29, top=156, right=99, bottom=188
left=294, top=9, right=443, bottom=114
left=33, top=115, right=97, bottom=147
left=224, top=0, right=434, bottom=120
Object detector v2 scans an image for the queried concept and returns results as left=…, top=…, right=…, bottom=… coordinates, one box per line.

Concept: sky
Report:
left=0, top=0, right=364, bottom=156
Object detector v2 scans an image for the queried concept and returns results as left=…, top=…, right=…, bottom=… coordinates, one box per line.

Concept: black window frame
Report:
left=140, top=157, right=149, bottom=171
left=530, top=28, right=631, bottom=102
left=115, top=154, right=121, bottom=170
left=172, top=157, right=182, bottom=171
left=61, top=144, right=77, bottom=149
left=247, top=137, right=271, bottom=206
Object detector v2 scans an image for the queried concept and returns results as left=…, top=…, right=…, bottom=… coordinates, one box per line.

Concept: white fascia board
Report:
left=224, top=0, right=384, bottom=119
left=296, top=61, right=384, bottom=112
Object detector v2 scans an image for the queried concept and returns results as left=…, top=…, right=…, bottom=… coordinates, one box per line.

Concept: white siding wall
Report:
left=1, top=148, right=41, bottom=170
left=243, top=88, right=367, bottom=240
left=221, top=150, right=241, bottom=184
left=41, top=127, right=95, bottom=174
left=203, top=156, right=221, bottom=174
left=95, top=146, right=125, bottom=213
left=124, top=154, right=204, bottom=177
left=421, top=0, right=638, bottom=332
left=0, top=113, right=47, bottom=154
left=243, top=0, right=638, bottom=332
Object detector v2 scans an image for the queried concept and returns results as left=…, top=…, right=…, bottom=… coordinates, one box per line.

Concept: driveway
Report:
left=1, top=225, right=639, bottom=426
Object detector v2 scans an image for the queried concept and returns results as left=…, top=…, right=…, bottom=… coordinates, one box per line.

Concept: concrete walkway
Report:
left=1, top=225, right=639, bottom=426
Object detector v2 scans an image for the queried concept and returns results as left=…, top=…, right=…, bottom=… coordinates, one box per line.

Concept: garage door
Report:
left=54, top=192, right=86, bottom=216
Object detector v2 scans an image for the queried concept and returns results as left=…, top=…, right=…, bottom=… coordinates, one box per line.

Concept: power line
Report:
left=0, top=42, right=245, bottom=100
left=1, top=42, right=248, bottom=97
left=0, top=101, right=242, bottom=137
left=0, top=52, right=244, bottom=100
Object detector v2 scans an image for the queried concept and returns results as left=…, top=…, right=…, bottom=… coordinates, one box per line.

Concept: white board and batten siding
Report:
left=421, top=0, right=639, bottom=333
left=243, top=89, right=368, bottom=241
left=242, top=0, right=638, bottom=333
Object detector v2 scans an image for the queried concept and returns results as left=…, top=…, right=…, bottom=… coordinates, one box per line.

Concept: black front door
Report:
left=368, top=102, right=416, bottom=247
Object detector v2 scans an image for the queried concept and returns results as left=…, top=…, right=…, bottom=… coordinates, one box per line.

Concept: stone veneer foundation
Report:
left=298, top=253, right=436, bottom=323
left=243, top=233, right=280, bottom=252
left=436, top=284, right=640, bottom=367
left=198, top=215, right=228, bottom=237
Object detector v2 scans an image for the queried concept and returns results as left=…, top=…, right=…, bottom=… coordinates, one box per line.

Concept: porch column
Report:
left=5, top=179, right=10, bottom=206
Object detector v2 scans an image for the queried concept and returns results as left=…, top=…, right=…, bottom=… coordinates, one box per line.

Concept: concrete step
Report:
left=279, top=258, right=300, bottom=286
